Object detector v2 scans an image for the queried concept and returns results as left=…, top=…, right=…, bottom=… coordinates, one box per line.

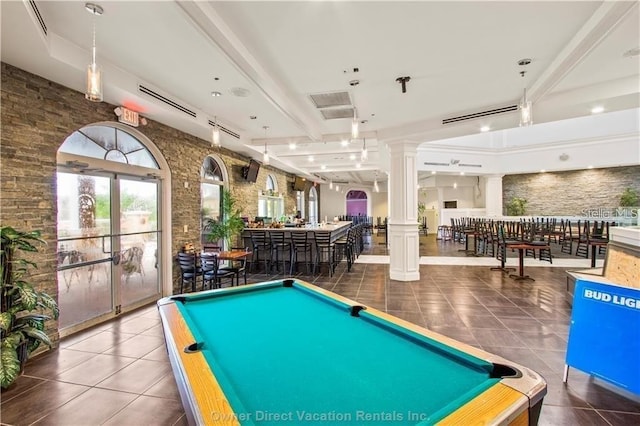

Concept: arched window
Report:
left=266, top=174, right=277, bottom=192
left=258, top=174, right=283, bottom=221
left=59, top=125, right=159, bottom=168
left=201, top=155, right=227, bottom=243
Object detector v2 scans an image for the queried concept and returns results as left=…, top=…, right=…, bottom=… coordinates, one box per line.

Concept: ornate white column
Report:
left=387, top=140, right=420, bottom=282
left=485, top=174, right=504, bottom=217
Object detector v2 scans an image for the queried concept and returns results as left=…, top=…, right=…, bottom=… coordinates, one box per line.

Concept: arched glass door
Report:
left=56, top=124, right=162, bottom=332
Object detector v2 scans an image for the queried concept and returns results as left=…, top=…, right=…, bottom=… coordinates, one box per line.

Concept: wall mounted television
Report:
left=292, top=176, right=306, bottom=191
left=243, top=159, right=261, bottom=183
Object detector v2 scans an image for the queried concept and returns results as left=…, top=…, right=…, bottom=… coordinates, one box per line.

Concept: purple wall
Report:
left=346, top=199, right=367, bottom=216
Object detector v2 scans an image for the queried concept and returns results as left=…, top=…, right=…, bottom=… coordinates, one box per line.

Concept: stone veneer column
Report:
left=388, top=140, right=420, bottom=282
left=485, top=174, right=504, bottom=217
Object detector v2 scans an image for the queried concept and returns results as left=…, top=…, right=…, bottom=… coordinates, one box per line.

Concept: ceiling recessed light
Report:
left=308, top=156, right=314, bottom=162
left=453, top=182, right=457, bottom=189
left=289, top=142, right=296, bottom=150
left=480, top=126, right=490, bottom=132
left=591, top=106, right=604, bottom=114
left=349, top=154, right=356, bottom=160
left=540, top=169, right=546, bottom=173
left=211, top=91, right=222, bottom=97
left=431, top=171, right=436, bottom=175
left=588, top=165, right=594, bottom=169
left=341, top=140, right=349, bottom=147
left=230, top=87, right=251, bottom=97
left=321, top=164, right=326, bottom=170
left=460, top=172, right=465, bottom=176
left=356, top=163, right=361, bottom=168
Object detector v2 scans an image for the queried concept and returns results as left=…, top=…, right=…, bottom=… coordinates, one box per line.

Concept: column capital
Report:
left=385, top=140, right=421, bottom=153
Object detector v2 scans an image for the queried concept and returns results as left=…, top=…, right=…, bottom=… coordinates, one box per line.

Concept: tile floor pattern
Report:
left=2, top=235, right=639, bottom=425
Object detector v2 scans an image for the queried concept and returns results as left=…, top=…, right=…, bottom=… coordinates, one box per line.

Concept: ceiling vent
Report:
left=207, top=120, right=240, bottom=139
left=138, top=85, right=196, bottom=118
left=28, top=0, right=47, bottom=36
left=321, top=108, right=355, bottom=120
left=442, top=104, right=518, bottom=125
left=424, top=161, right=450, bottom=166
left=309, top=91, right=352, bottom=109
left=458, top=163, right=482, bottom=168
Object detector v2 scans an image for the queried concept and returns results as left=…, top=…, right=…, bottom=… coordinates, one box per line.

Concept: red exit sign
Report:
left=118, top=107, right=139, bottom=127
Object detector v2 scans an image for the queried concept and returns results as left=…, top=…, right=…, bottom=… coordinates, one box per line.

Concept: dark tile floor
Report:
left=1, top=235, right=637, bottom=425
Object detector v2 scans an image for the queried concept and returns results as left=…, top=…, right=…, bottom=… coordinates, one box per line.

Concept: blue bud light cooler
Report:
left=564, top=278, right=640, bottom=395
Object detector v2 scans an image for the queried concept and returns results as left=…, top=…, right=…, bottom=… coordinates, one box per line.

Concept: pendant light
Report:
left=361, top=138, right=368, bottom=161
left=518, top=58, right=533, bottom=127
left=211, top=91, right=222, bottom=147
left=85, top=3, right=104, bottom=102
left=351, top=107, right=359, bottom=139
left=262, top=126, right=270, bottom=165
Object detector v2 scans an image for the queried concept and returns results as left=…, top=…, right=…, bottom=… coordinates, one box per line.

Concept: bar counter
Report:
left=241, top=221, right=352, bottom=243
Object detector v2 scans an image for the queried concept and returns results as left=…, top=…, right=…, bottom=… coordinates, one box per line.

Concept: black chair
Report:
left=226, top=247, right=249, bottom=285
left=290, top=232, right=312, bottom=275
left=314, top=231, right=336, bottom=276
left=249, top=231, right=271, bottom=273
left=177, top=252, right=200, bottom=293
left=270, top=232, right=292, bottom=274
left=201, top=253, right=235, bottom=289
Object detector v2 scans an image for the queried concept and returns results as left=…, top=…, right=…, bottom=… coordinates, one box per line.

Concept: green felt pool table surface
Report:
left=158, top=279, right=546, bottom=425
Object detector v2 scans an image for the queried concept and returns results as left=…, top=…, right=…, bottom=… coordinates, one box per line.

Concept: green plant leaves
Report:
left=0, top=333, right=24, bottom=389
left=1, top=225, right=57, bottom=388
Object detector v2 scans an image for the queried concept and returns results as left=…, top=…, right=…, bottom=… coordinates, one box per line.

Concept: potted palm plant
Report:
left=1, top=226, right=59, bottom=389
left=203, top=189, right=245, bottom=250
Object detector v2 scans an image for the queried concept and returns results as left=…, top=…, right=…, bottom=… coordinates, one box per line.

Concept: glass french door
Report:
left=57, top=172, right=161, bottom=331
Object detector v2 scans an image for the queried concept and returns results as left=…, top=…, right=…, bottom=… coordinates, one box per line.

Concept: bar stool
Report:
left=249, top=231, right=271, bottom=273
left=270, top=232, right=292, bottom=274
left=290, top=232, right=312, bottom=275
left=314, top=231, right=336, bottom=276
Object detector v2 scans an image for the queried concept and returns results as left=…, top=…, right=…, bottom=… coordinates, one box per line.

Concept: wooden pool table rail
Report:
left=158, top=300, right=239, bottom=426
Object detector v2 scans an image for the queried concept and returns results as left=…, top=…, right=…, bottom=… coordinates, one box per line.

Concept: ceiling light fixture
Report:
left=329, top=180, right=333, bottom=189
left=341, top=140, right=349, bottom=147
left=289, top=142, right=297, bottom=150
left=85, top=3, right=104, bottom=102
left=591, top=106, right=604, bottom=114
left=361, top=138, right=368, bottom=161
left=308, top=155, right=314, bottom=162
left=335, top=184, right=340, bottom=192
left=321, top=164, right=326, bottom=170
left=351, top=107, right=359, bottom=139
left=262, top=126, right=270, bottom=165
left=211, top=91, right=222, bottom=147
left=518, top=58, right=533, bottom=127
left=480, top=126, right=490, bottom=132
left=453, top=182, right=458, bottom=189
left=374, top=174, right=379, bottom=193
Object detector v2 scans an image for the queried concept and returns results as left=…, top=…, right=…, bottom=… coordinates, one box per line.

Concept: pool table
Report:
left=158, top=279, right=546, bottom=425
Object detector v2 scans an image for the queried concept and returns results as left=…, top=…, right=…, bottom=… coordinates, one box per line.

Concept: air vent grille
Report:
left=442, top=104, right=518, bottom=125
left=208, top=120, right=240, bottom=139
left=458, top=163, right=482, bottom=168
left=321, top=108, right=355, bottom=120
left=309, top=92, right=351, bottom=108
left=424, top=162, right=449, bottom=166
left=138, top=85, right=196, bottom=118
left=29, top=0, right=47, bottom=35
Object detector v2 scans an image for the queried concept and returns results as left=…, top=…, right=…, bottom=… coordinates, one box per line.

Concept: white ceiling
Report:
left=2, top=1, right=639, bottom=186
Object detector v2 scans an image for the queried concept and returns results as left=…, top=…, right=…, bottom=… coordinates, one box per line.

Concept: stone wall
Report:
left=1, top=63, right=301, bottom=341
left=503, top=166, right=640, bottom=216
